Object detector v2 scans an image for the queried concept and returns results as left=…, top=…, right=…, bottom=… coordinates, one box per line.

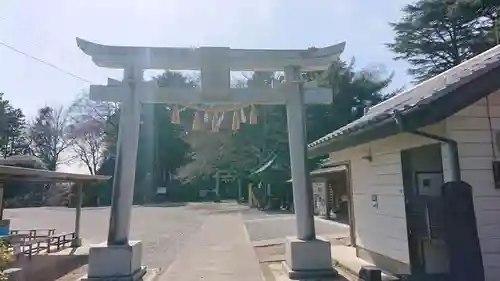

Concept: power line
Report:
left=0, top=16, right=82, bottom=66
left=0, top=40, right=94, bottom=84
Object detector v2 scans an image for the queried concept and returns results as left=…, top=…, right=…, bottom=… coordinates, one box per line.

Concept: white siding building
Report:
left=308, top=45, right=500, bottom=281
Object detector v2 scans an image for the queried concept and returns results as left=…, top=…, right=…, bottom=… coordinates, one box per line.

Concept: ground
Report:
left=241, top=208, right=349, bottom=242
left=5, top=202, right=350, bottom=279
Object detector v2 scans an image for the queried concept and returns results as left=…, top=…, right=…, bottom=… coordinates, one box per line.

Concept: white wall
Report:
left=326, top=89, right=500, bottom=279
left=328, top=123, right=444, bottom=274
left=443, top=90, right=500, bottom=281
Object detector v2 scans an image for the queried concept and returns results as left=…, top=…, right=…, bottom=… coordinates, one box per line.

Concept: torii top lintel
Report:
left=76, top=38, right=346, bottom=71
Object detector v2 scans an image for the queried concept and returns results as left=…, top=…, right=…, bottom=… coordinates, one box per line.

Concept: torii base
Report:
left=284, top=236, right=338, bottom=280
left=81, top=241, right=147, bottom=281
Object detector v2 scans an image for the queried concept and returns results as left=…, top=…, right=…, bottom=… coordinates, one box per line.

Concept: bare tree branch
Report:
left=29, top=106, right=71, bottom=171
left=66, top=93, right=113, bottom=175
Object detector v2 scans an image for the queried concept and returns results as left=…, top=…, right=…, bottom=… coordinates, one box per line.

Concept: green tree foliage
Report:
left=0, top=94, right=51, bottom=205
left=229, top=73, right=290, bottom=183
left=177, top=131, right=234, bottom=182
left=450, top=0, right=500, bottom=17
left=388, top=0, right=499, bottom=82
left=134, top=103, right=191, bottom=202
left=0, top=93, right=29, bottom=157
left=95, top=71, right=194, bottom=204
left=306, top=59, right=392, bottom=142
left=175, top=71, right=291, bottom=184
left=450, top=0, right=500, bottom=45
left=177, top=60, right=393, bottom=186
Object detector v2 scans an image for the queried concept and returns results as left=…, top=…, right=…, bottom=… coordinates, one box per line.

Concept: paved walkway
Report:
left=159, top=213, right=264, bottom=281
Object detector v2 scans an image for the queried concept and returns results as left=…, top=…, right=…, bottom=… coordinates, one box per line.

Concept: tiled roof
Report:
left=308, top=44, right=500, bottom=150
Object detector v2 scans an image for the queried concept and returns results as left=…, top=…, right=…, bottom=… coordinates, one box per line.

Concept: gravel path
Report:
left=5, top=204, right=207, bottom=270
left=5, top=202, right=349, bottom=274
left=159, top=213, right=264, bottom=281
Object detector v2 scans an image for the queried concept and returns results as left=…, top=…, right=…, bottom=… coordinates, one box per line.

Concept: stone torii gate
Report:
left=77, top=38, right=345, bottom=280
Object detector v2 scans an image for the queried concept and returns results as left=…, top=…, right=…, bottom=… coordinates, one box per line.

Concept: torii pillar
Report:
left=77, top=38, right=345, bottom=280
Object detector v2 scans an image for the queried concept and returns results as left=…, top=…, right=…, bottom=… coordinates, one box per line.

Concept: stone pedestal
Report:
left=82, top=241, right=146, bottom=281
left=284, top=236, right=337, bottom=280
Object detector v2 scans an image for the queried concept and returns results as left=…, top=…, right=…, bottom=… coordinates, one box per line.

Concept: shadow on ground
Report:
left=261, top=262, right=352, bottom=281
left=11, top=248, right=88, bottom=281
left=254, top=242, right=356, bottom=280
left=138, top=202, right=188, bottom=208
left=260, top=209, right=294, bottom=215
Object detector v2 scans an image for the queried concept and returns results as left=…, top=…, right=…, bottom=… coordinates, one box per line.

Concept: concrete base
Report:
left=82, top=240, right=146, bottom=281
left=285, top=236, right=337, bottom=280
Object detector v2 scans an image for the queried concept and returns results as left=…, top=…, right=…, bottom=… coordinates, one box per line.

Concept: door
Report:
left=345, top=163, right=356, bottom=247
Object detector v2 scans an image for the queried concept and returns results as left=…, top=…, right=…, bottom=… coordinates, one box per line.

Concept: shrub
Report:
left=0, top=240, right=14, bottom=281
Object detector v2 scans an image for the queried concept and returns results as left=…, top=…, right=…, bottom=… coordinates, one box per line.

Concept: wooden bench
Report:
left=13, top=232, right=76, bottom=258
left=47, top=232, right=75, bottom=252
left=7, top=229, right=55, bottom=259
left=10, top=228, right=56, bottom=239
left=6, top=229, right=76, bottom=258
left=21, top=237, right=47, bottom=259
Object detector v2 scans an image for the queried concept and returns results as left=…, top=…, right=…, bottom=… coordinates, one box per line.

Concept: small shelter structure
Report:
left=0, top=164, right=110, bottom=246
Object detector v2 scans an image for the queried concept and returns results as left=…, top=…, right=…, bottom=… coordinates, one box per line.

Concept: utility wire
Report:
left=0, top=40, right=94, bottom=84
left=0, top=16, right=84, bottom=65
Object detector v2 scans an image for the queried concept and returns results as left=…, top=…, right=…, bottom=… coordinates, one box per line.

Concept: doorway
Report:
left=315, top=163, right=356, bottom=247
left=401, top=144, right=449, bottom=279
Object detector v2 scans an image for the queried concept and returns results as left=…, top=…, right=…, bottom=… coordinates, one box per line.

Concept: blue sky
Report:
left=0, top=0, right=412, bottom=171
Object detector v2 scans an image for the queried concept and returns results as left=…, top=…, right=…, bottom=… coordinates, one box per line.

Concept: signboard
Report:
left=156, top=187, right=167, bottom=194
